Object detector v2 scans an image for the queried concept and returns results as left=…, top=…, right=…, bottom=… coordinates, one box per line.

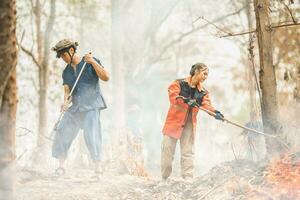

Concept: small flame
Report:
left=265, top=154, right=300, bottom=198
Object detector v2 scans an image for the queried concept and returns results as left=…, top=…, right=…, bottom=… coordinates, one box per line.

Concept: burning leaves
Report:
left=111, top=131, right=148, bottom=177
left=17, top=156, right=300, bottom=199
left=265, top=154, right=300, bottom=199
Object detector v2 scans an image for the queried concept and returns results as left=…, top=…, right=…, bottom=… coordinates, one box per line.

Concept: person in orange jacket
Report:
left=161, top=63, right=224, bottom=182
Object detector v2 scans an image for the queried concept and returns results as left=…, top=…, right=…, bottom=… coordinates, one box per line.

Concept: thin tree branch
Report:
left=20, top=45, right=41, bottom=69
left=17, top=127, right=34, bottom=137
left=27, top=94, right=38, bottom=107
left=151, top=4, right=248, bottom=65
left=220, top=29, right=257, bottom=38
left=231, top=143, right=238, bottom=160
left=42, top=0, right=56, bottom=69
left=30, top=0, right=35, bottom=53
left=280, top=0, right=297, bottom=23
left=30, top=76, right=39, bottom=93
left=30, top=0, right=34, bottom=10
left=17, top=149, right=28, bottom=161
left=149, top=0, right=181, bottom=36
left=272, top=21, right=300, bottom=29
left=198, top=16, right=233, bottom=35
left=193, top=4, right=248, bottom=24
left=17, top=126, right=34, bottom=133
left=141, top=0, right=181, bottom=70
left=199, top=176, right=234, bottom=200
left=219, top=22, right=300, bottom=38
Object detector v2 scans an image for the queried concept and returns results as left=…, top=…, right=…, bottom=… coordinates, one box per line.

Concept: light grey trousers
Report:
left=161, top=113, right=194, bottom=179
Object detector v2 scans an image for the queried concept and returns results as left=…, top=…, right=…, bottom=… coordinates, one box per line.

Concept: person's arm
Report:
left=201, top=92, right=225, bottom=120
left=84, top=53, right=109, bottom=81
left=201, top=92, right=215, bottom=112
left=61, top=85, right=72, bottom=112
left=168, top=81, right=185, bottom=105
left=63, top=85, right=70, bottom=103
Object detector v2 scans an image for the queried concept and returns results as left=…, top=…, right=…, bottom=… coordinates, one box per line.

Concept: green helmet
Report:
left=52, top=39, right=78, bottom=57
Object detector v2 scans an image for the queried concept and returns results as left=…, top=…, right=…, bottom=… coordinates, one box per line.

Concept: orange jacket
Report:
left=162, top=77, right=216, bottom=139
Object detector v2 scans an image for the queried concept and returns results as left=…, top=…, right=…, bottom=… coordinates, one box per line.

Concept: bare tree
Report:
left=110, top=0, right=180, bottom=130
left=111, top=0, right=126, bottom=131
left=21, top=0, right=56, bottom=164
left=246, top=0, right=259, bottom=112
left=254, top=0, right=282, bottom=155
left=0, top=0, right=18, bottom=199
left=295, top=69, right=300, bottom=140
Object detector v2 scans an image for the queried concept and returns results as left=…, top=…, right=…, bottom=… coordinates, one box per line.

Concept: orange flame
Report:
left=265, top=154, right=300, bottom=198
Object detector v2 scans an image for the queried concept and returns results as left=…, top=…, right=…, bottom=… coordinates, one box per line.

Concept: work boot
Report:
left=183, top=177, right=193, bottom=184
left=94, top=162, right=103, bottom=175
left=54, top=167, right=66, bottom=177
left=157, top=178, right=169, bottom=187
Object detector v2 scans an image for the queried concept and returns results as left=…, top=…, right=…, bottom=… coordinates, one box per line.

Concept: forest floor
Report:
left=16, top=158, right=300, bottom=200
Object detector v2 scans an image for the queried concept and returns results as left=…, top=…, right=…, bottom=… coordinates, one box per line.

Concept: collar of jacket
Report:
left=184, top=76, right=204, bottom=92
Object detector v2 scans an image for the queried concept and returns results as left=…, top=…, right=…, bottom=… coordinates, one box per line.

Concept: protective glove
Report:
left=214, top=110, right=224, bottom=120
left=181, top=97, right=197, bottom=107
left=187, top=99, right=197, bottom=107
left=182, top=97, right=191, bottom=104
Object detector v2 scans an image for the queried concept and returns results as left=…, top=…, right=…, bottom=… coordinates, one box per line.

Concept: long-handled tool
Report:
left=20, top=61, right=88, bottom=151
left=175, top=96, right=289, bottom=148
left=52, top=61, right=88, bottom=132
left=177, top=96, right=276, bottom=138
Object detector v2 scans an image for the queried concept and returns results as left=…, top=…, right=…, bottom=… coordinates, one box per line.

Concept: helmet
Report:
left=51, top=39, right=78, bottom=57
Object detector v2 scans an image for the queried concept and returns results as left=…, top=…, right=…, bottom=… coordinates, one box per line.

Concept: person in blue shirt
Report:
left=51, top=39, right=109, bottom=175
left=242, top=110, right=265, bottom=161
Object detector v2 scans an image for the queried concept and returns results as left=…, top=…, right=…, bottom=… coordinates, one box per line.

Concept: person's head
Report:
left=190, top=63, right=209, bottom=85
left=51, top=39, right=79, bottom=64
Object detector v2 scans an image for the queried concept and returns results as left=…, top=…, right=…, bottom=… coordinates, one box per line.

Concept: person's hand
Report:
left=84, top=52, right=94, bottom=64
left=182, top=97, right=191, bottom=103
left=187, top=99, right=197, bottom=107
left=60, top=96, right=72, bottom=112
left=214, top=110, right=224, bottom=121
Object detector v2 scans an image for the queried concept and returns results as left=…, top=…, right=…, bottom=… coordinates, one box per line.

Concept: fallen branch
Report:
left=199, top=176, right=233, bottom=200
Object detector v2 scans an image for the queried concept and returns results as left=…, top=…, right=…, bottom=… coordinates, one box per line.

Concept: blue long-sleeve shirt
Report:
left=62, top=57, right=107, bottom=112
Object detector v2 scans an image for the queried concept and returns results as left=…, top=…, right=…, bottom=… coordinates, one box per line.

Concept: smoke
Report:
left=16, top=0, right=300, bottom=178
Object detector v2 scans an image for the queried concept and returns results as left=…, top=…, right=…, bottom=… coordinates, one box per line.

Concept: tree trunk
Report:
left=295, top=68, right=300, bottom=137
left=254, top=0, right=282, bottom=155
left=0, top=0, right=18, bottom=199
left=32, top=0, right=45, bottom=164
left=246, top=0, right=257, bottom=112
left=111, top=0, right=126, bottom=131
left=33, top=0, right=56, bottom=164
left=294, top=68, right=300, bottom=103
